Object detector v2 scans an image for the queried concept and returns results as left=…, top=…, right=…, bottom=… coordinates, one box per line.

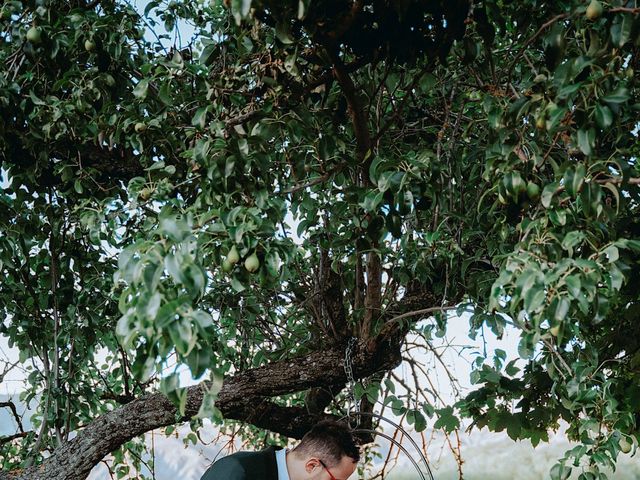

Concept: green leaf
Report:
left=185, top=347, right=212, bottom=379
left=524, top=285, right=546, bottom=312
left=565, top=275, right=582, bottom=298
left=407, top=409, right=427, bottom=432
left=419, top=73, right=437, bottom=92
left=576, top=128, right=595, bottom=156
left=275, top=22, right=294, bottom=44
left=608, top=264, right=624, bottom=291
left=561, top=231, right=584, bottom=253
left=594, top=104, right=613, bottom=129
left=362, top=190, right=384, bottom=212
left=165, top=253, right=185, bottom=285
left=505, top=360, right=520, bottom=376
left=230, top=275, right=246, bottom=293
left=566, top=164, right=586, bottom=197
left=518, top=336, right=535, bottom=359
left=541, top=182, right=559, bottom=208
left=284, top=53, right=300, bottom=78
left=133, top=79, right=150, bottom=99
left=29, top=90, right=46, bottom=106
left=159, top=81, right=173, bottom=105
left=144, top=0, right=160, bottom=16
left=610, top=13, right=632, bottom=47
left=192, top=107, right=208, bottom=129
left=158, top=215, right=191, bottom=242
left=297, top=0, right=309, bottom=19
left=603, top=245, right=619, bottom=263
left=391, top=398, right=406, bottom=416
left=557, top=83, right=581, bottom=99
left=169, top=319, right=195, bottom=355
left=602, top=87, right=630, bottom=105
left=433, top=406, right=460, bottom=433
left=553, top=297, right=570, bottom=321
left=200, top=43, right=217, bottom=65
left=545, top=103, right=566, bottom=131
left=191, top=309, right=213, bottom=330
left=145, top=292, right=162, bottom=320
left=579, top=182, right=602, bottom=217
left=265, top=250, right=281, bottom=277
left=193, top=138, right=211, bottom=164
left=550, top=463, right=572, bottom=480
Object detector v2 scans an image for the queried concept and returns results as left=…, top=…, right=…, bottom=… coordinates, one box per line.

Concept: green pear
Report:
left=226, top=245, right=239, bottom=265
left=221, top=258, right=234, bottom=273
left=26, top=26, right=42, bottom=44
left=619, top=437, right=632, bottom=454
left=244, top=251, right=260, bottom=273
left=586, top=0, right=603, bottom=20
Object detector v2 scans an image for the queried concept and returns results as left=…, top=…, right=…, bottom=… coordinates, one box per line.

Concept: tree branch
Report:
left=505, top=13, right=571, bottom=85
left=0, top=401, right=26, bottom=434
left=2, top=332, right=405, bottom=480
left=327, top=49, right=371, bottom=164
left=0, top=432, right=30, bottom=446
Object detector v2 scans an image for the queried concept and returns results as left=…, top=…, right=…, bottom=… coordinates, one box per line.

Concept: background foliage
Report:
left=1, top=0, right=640, bottom=479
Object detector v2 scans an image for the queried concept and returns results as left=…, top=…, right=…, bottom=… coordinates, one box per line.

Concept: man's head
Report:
left=288, top=420, right=360, bottom=480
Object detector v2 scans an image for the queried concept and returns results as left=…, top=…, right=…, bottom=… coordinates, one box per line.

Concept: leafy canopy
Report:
left=1, top=0, right=640, bottom=479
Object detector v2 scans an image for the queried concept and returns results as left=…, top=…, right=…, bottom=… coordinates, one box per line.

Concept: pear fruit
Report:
left=527, top=181, right=540, bottom=201
left=619, top=437, right=632, bottom=454
left=26, top=26, right=42, bottom=44
left=586, top=0, right=603, bottom=21
left=244, top=251, right=260, bottom=273
left=226, top=246, right=239, bottom=265
left=221, top=258, right=234, bottom=273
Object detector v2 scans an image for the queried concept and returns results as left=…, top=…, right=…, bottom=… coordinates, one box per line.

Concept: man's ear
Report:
left=304, top=458, right=320, bottom=474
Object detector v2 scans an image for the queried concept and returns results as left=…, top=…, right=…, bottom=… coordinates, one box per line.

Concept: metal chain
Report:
left=344, top=337, right=359, bottom=426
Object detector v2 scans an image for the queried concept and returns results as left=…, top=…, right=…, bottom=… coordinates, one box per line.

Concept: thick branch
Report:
left=328, top=50, right=371, bottom=164
left=2, top=333, right=404, bottom=480
left=0, top=386, right=206, bottom=480
left=362, top=250, right=382, bottom=339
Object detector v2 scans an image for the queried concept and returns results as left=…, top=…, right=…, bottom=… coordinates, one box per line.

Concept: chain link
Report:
left=344, top=337, right=359, bottom=426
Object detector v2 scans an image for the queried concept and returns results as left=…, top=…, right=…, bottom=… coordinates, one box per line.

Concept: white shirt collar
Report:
left=275, top=448, right=290, bottom=480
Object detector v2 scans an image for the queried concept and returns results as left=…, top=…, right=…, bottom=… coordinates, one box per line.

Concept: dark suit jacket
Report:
left=200, top=446, right=279, bottom=480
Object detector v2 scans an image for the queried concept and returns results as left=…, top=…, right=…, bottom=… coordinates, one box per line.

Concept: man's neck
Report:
left=285, top=450, right=303, bottom=480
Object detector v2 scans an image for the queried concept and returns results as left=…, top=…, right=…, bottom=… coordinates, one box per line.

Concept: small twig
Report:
left=0, top=431, right=30, bottom=445
left=597, top=176, right=640, bottom=186
left=506, top=13, right=571, bottom=85
left=372, top=61, right=436, bottom=145
left=609, top=7, right=640, bottom=14
left=386, top=305, right=457, bottom=326
left=0, top=401, right=26, bottom=433
left=542, top=338, right=572, bottom=377
left=280, top=166, right=343, bottom=194
left=0, top=360, right=19, bottom=383
left=424, top=339, right=461, bottom=397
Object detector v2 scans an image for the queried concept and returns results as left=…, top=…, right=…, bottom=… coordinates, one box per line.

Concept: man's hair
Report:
left=293, top=420, right=360, bottom=466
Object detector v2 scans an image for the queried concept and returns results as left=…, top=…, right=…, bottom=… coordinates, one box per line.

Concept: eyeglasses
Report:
left=318, top=459, right=338, bottom=480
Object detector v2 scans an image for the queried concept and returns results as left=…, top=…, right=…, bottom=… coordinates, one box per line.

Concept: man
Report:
left=200, top=420, right=360, bottom=480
